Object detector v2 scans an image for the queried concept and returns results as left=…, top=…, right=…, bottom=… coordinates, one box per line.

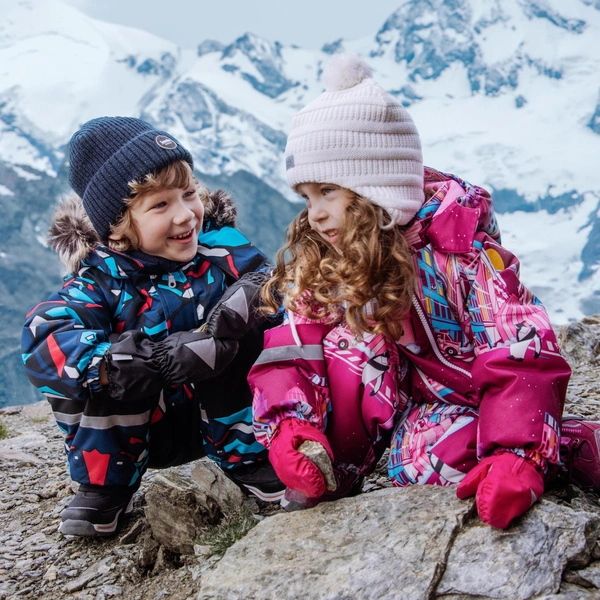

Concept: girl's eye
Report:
left=184, top=189, right=197, bottom=198
left=322, top=188, right=334, bottom=195
left=152, top=201, right=167, bottom=210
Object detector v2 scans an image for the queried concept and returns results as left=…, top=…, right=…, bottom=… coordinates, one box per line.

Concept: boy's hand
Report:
left=456, top=453, right=544, bottom=529
left=203, top=271, right=270, bottom=339
left=104, top=330, right=239, bottom=401
left=269, top=419, right=335, bottom=498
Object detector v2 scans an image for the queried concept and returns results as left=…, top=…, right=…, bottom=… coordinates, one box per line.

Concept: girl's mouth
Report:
left=322, top=229, right=339, bottom=243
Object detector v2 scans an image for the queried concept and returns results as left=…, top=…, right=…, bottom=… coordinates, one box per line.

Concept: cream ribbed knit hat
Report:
left=285, top=54, right=424, bottom=226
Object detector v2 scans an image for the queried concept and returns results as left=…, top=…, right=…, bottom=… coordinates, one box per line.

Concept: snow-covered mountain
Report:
left=1, top=0, right=599, bottom=405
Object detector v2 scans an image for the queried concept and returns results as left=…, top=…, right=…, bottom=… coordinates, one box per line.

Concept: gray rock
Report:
left=0, top=448, right=42, bottom=465
left=559, top=321, right=600, bottom=367
left=20, top=401, right=52, bottom=419
left=199, top=486, right=474, bottom=600
left=62, top=556, right=115, bottom=594
left=0, top=432, right=48, bottom=465
left=437, top=499, right=600, bottom=599
left=189, top=460, right=246, bottom=507
left=145, top=460, right=245, bottom=555
left=0, top=431, right=47, bottom=450
left=564, top=562, right=600, bottom=589
left=536, top=582, right=600, bottom=599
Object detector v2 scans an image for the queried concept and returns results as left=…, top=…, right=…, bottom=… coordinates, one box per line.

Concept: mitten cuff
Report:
left=491, top=447, right=547, bottom=474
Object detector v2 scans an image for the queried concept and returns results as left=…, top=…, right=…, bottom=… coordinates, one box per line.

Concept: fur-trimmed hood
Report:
left=47, top=189, right=238, bottom=274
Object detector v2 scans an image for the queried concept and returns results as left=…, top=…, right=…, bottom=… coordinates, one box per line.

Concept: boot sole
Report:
left=58, top=498, right=133, bottom=537
left=242, top=483, right=286, bottom=503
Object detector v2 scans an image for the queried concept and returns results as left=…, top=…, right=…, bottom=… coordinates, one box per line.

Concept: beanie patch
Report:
left=155, top=135, right=177, bottom=150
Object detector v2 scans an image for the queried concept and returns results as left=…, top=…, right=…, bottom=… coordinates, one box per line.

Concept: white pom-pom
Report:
left=322, top=53, right=373, bottom=92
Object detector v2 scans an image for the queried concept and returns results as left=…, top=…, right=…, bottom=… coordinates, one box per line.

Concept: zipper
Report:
left=168, top=273, right=176, bottom=288
left=411, top=295, right=472, bottom=379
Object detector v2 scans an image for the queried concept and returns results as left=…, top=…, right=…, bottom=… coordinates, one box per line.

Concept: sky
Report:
left=63, top=0, right=403, bottom=50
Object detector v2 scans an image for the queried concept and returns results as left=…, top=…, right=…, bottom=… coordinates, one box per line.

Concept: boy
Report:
left=22, top=116, right=283, bottom=537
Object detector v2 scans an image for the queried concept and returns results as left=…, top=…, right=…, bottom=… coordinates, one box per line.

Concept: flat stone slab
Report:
left=437, top=499, right=600, bottom=600
left=0, top=431, right=47, bottom=464
left=199, top=486, right=473, bottom=600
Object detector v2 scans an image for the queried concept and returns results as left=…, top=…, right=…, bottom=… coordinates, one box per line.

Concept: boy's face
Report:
left=128, top=184, right=204, bottom=262
left=296, top=182, right=352, bottom=246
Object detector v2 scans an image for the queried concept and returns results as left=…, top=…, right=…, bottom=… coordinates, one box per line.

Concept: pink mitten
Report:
left=269, top=419, right=334, bottom=498
left=456, top=453, right=544, bottom=529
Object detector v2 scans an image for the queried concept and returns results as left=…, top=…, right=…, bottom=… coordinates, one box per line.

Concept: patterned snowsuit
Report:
left=22, top=193, right=271, bottom=489
left=248, top=168, right=571, bottom=489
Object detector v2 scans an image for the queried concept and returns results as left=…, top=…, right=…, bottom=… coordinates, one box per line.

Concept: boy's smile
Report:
left=128, top=185, right=204, bottom=262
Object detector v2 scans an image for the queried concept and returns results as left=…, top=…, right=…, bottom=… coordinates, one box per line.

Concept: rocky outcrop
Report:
left=200, top=489, right=600, bottom=600
left=0, top=316, right=599, bottom=600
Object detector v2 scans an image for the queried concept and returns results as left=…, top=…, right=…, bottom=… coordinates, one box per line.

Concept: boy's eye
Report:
left=184, top=189, right=197, bottom=198
left=152, top=201, right=167, bottom=209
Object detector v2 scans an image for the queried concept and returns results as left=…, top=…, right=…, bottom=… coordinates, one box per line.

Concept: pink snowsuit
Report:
left=248, top=168, right=571, bottom=488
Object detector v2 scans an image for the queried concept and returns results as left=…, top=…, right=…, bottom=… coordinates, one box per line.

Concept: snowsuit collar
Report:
left=405, top=167, right=500, bottom=253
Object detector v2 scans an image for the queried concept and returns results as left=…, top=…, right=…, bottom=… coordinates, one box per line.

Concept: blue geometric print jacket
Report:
left=21, top=191, right=272, bottom=471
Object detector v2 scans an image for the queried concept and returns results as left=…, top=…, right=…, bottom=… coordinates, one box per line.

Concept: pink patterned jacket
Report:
left=248, top=168, right=571, bottom=475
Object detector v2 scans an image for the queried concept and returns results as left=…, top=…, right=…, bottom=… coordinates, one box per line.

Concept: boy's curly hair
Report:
left=262, top=193, right=415, bottom=340
left=108, top=160, right=210, bottom=253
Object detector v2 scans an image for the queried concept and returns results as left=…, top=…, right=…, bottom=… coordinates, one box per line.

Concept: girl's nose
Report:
left=308, top=201, right=326, bottom=222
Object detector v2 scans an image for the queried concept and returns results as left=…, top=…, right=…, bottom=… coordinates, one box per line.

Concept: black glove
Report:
left=203, top=271, right=271, bottom=340
left=104, top=330, right=239, bottom=401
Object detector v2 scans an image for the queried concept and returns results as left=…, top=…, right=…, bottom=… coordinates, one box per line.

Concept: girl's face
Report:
left=127, top=184, right=204, bottom=262
left=296, top=182, right=352, bottom=246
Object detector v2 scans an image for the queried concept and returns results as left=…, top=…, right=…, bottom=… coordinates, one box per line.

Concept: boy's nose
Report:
left=173, top=203, right=194, bottom=224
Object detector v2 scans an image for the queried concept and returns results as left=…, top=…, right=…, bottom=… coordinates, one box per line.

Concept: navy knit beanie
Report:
left=68, top=116, right=194, bottom=243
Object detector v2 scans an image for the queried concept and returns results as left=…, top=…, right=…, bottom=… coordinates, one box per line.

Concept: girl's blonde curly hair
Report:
left=262, top=191, right=415, bottom=340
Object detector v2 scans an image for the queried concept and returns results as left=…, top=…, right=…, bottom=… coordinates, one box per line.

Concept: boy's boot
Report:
left=59, top=484, right=136, bottom=537
left=560, top=420, right=600, bottom=492
left=223, top=461, right=286, bottom=503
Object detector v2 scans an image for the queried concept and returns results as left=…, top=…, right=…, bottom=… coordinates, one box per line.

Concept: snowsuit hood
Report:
left=47, top=189, right=238, bottom=274
left=409, top=167, right=500, bottom=253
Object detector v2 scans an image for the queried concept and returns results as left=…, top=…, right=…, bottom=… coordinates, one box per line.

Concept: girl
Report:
left=248, top=55, right=594, bottom=528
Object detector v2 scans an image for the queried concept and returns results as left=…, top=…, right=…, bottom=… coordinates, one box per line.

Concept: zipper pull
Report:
left=168, top=273, right=176, bottom=288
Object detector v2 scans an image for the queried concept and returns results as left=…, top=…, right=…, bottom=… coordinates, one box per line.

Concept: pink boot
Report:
left=560, top=420, right=600, bottom=492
